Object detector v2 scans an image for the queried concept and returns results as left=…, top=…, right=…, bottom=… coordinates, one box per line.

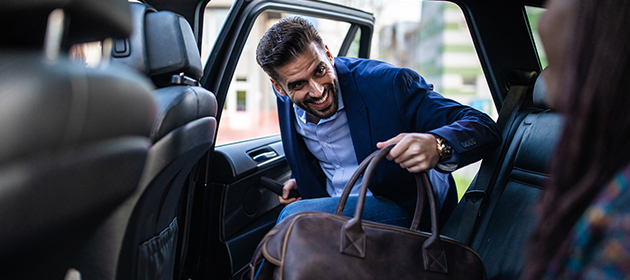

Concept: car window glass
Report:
left=202, top=1, right=355, bottom=145
left=525, top=6, right=548, bottom=69
left=325, top=1, right=498, bottom=199
left=346, top=28, right=362, bottom=58
left=416, top=2, right=488, bottom=200
left=332, top=1, right=487, bottom=199
left=201, top=0, right=231, bottom=68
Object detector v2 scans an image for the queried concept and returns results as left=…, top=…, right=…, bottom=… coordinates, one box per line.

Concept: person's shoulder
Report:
left=335, top=57, right=400, bottom=77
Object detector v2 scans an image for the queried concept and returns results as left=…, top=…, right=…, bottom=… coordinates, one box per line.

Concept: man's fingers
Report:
left=388, top=135, right=417, bottom=162
left=405, top=165, right=425, bottom=174
left=278, top=196, right=298, bottom=205
left=377, top=133, right=411, bottom=161
left=377, top=133, right=440, bottom=172
left=399, top=156, right=431, bottom=173
left=280, top=179, right=298, bottom=203
left=278, top=195, right=301, bottom=205
left=376, top=133, right=406, bottom=149
left=282, top=186, right=290, bottom=199
left=398, top=155, right=423, bottom=168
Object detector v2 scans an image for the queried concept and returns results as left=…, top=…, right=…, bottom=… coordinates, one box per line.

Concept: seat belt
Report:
left=454, top=73, right=536, bottom=245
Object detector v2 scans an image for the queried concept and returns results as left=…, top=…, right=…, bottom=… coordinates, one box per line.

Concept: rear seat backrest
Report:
left=73, top=3, right=217, bottom=280
left=469, top=72, right=564, bottom=279
left=0, top=0, right=156, bottom=279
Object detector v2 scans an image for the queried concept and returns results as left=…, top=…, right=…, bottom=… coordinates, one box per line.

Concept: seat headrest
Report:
left=0, top=0, right=132, bottom=48
left=111, top=3, right=203, bottom=88
left=111, top=3, right=156, bottom=75
left=533, top=69, right=548, bottom=109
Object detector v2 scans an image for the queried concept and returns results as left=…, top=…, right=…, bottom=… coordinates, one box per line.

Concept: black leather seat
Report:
left=0, top=0, right=157, bottom=279
left=74, top=3, right=218, bottom=280
left=443, top=71, right=563, bottom=279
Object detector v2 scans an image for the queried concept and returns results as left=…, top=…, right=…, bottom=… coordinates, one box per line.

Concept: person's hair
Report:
left=524, top=0, right=630, bottom=278
left=255, top=16, right=325, bottom=83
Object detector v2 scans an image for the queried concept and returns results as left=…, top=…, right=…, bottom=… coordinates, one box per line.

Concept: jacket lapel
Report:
left=335, top=58, right=373, bottom=163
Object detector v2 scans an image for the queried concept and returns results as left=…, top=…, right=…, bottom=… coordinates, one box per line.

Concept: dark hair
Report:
left=255, top=16, right=325, bottom=83
left=524, top=0, right=630, bottom=278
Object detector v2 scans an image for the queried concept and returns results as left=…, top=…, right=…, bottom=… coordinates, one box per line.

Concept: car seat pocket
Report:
left=138, top=217, right=179, bottom=280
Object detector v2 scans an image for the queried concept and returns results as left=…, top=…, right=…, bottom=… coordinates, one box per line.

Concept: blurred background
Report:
left=199, top=0, right=547, bottom=199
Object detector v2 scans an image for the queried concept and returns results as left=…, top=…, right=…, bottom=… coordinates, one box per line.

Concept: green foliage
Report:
left=453, top=172, right=474, bottom=202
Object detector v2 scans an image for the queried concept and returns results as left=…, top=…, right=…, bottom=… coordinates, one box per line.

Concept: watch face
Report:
left=443, top=144, right=452, bottom=155
left=441, top=141, right=453, bottom=157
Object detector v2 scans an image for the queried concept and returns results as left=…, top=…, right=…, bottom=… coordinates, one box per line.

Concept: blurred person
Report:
left=69, top=43, right=87, bottom=64
left=524, top=0, right=630, bottom=278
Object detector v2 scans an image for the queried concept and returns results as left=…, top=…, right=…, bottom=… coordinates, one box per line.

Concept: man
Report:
left=256, top=17, right=500, bottom=229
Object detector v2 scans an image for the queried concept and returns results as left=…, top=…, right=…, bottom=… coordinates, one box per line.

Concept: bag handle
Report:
left=335, top=145, right=429, bottom=231
left=337, top=145, right=448, bottom=273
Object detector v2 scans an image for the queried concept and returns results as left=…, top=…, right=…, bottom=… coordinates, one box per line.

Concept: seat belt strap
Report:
left=454, top=82, right=532, bottom=245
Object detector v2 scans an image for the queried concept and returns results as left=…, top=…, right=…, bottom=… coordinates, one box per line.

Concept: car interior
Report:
left=71, top=3, right=219, bottom=280
left=0, top=0, right=559, bottom=279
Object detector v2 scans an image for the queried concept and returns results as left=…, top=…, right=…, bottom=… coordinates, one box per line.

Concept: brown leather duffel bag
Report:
left=250, top=145, right=486, bottom=280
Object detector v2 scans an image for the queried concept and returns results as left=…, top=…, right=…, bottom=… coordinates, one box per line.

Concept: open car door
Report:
left=183, top=1, right=374, bottom=279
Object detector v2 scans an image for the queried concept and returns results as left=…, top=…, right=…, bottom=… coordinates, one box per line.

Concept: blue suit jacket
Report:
left=277, top=57, right=501, bottom=214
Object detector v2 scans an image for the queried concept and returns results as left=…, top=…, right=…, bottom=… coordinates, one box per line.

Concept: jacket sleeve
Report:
left=391, top=68, right=501, bottom=170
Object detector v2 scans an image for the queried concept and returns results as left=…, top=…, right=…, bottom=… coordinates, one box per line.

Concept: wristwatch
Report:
left=436, top=137, right=453, bottom=162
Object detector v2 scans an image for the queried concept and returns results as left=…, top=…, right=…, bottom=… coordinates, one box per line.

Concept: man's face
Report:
left=271, top=43, right=339, bottom=120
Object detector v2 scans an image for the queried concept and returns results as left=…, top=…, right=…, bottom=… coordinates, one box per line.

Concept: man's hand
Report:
left=278, top=178, right=301, bottom=205
left=376, top=133, right=440, bottom=173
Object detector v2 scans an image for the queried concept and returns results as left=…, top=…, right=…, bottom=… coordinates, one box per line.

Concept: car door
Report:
left=183, top=1, right=374, bottom=280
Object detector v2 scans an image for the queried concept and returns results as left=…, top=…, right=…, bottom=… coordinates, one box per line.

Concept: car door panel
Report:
left=210, top=135, right=289, bottom=278
left=213, top=136, right=289, bottom=240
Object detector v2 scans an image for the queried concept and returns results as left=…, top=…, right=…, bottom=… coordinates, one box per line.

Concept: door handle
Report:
left=248, top=146, right=279, bottom=164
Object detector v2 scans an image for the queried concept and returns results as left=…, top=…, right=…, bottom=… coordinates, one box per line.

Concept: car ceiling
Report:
left=145, top=0, right=546, bottom=29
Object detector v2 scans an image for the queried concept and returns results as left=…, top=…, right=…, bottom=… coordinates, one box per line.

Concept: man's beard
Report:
left=294, top=80, right=340, bottom=120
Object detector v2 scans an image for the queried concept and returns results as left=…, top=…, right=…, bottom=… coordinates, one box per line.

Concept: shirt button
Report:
left=335, top=165, right=341, bottom=169
left=337, top=189, right=343, bottom=194
left=323, top=142, right=329, bottom=147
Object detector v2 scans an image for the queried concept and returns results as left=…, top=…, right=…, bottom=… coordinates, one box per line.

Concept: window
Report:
left=236, top=90, right=247, bottom=111
left=325, top=0, right=494, bottom=200
left=525, top=6, right=548, bottom=69
left=202, top=1, right=357, bottom=145
left=69, top=41, right=103, bottom=67
left=361, top=1, right=492, bottom=199
left=422, top=2, right=489, bottom=200
left=346, top=28, right=362, bottom=58
left=462, top=76, right=476, bottom=86
left=201, top=1, right=231, bottom=68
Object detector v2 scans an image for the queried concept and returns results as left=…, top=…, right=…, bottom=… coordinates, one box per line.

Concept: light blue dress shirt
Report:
left=293, top=89, right=370, bottom=197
